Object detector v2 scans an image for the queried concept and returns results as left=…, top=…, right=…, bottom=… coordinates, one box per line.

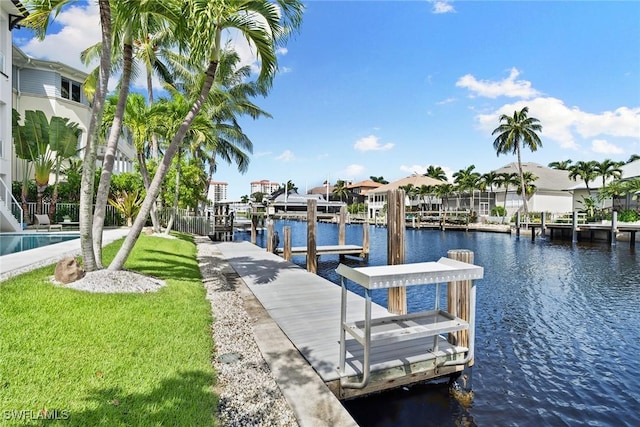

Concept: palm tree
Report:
left=491, top=106, right=543, bottom=216
left=568, top=160, right=598, bottom=196
left=496, top=172, right=518, bottom=221
left=548, top=159, right=573, bottom=170
left=370, top=176, right=389, bottom=184
left=333, top=180, right=349, bottom=202
left=600, top=180, right=627, bottom=210
left=453, top=165, right=481, bottom=211
left=418, top=184, right=433, bottom=211
left=594, top=159, right=623, bottom=189
left=24, top=0, right=114, bottom=271
left=515, top=171, right=538, bottom=199
left=627, top=154, right=640, bottom=164
left=108, top=0, right=304, bottom=271
left=424, top=165, right=448, bottom=182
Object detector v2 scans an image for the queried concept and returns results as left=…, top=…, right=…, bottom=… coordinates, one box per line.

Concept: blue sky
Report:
left=13, top=1, right=640, bottom=199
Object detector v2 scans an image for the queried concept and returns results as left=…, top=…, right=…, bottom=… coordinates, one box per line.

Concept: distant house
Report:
left=0, top=1, right=27, bottom=232
left=270, top=189, right=345, bottom=213
left=250, top=179, right=279, bottom=197
left=366, top=175, right=445, bottom=220
left=494, top=162, right=575, bottom=215
left=568, top=159, right=640, bottom=211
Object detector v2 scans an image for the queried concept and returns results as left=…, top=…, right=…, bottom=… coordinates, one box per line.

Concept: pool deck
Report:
left=0, top=228, right=130, bottom=281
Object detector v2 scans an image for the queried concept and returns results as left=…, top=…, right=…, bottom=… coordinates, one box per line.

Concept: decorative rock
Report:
left=54, top=257, right=85, bottom=284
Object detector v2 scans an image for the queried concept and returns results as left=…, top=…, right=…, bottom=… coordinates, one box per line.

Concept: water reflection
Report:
left=237, top=221, right=640, bottom=426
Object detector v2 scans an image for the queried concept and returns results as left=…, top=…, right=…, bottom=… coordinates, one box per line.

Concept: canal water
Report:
left=237, top=220, right=640, bottom=426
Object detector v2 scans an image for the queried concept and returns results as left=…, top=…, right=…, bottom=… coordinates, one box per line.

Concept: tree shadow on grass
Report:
left=26, top=370, right=217, bottom=427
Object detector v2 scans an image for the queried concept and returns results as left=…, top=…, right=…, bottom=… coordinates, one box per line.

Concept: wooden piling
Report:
left=283, top=226, right=292, bottom=261
left=515, top=212, right=520, bottom=238
left=266, top=219, right=274, bottom=253
left=541, top=211, right=546, bottom=236
left=611, top=211, right=618, bottom=246
left=251, top=208, right=258, bottom=244
left=307, top=199, right=318, bottom=273
left=447, top=249, right=474, bottom=366
left=572, top=211, right=578, bottom=243
left=362, top=222, right=370, bottom=262
left=387, top=189, right=406, bottom=315
left=338, top=206, right=346, bottom=246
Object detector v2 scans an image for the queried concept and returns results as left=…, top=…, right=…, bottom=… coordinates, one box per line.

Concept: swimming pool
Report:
left=0, top=233, right=80, bottom=256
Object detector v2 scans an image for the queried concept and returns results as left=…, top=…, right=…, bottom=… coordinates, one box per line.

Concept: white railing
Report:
left=24, top=202, right=120, bottom=226
left=0, top=178, right=24, bottom=225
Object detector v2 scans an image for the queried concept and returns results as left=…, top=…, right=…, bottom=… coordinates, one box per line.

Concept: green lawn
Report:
left=0, top=234, right=217, bottom=426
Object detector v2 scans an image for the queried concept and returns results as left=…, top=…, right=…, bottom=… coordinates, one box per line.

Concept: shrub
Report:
left=617, top=209, right=639, bottom=222
left=491, top=206, right=505, bottom=217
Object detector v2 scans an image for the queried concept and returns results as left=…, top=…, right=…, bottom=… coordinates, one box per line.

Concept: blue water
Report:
left=238, top=220, right=640, bottom=427
left=0, top=233, right=80, bottom=256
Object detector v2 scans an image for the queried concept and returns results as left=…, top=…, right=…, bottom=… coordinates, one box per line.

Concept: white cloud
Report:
left=431, top=1, right=455, bottom=14
left=276, top=47, right=288, bottom=56
left=456, top=68, right=540, bottom=99
left=354, top=135, right=394, bottom=152
left=400, top=164, right=427, bottom=175
left=276, top=150, right=295, bottom=162
left=280, top=66, right=292, bottom=74
left=476, top=97, right=640, bottom=151
left=437, top=97, right=456, bottom=105
left=591, top=139, right=624, bottom=155
left=19, top=4, right=101, bottom=72
left=343, top=164, right=365, bottom=177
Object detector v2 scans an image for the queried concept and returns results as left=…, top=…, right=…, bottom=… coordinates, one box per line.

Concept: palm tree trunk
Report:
left=516, top=144, right=528, bottom=216
left=108, top=58, right=220, bottom=271
left=137, top=151, right=161, bottom=233
left=165, top=150, right=182, bottom=235
left=80, top=0, right=112, bottom=272
left=92, top=30, right=134, bottom=268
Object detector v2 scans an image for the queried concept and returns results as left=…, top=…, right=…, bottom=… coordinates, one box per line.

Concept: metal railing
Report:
left=23, top=202, right=120, bottom=226
left=0, top=178, right=24, bottom=226
left=157, top=208, right=213, bottom=236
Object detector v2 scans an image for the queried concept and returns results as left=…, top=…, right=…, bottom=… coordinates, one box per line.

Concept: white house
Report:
left=366, top=174, right=445, bottom=220
left=0, top=1, right=27, bottom=231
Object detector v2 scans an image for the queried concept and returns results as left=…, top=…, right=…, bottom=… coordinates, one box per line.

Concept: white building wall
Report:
left=529, top=191, right=573, bottom=213
left=0, top=11, right=12, bottom=184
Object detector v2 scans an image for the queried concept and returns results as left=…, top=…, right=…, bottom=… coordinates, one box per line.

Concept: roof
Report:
left=12, top=45, right=88, bottom=80
left=368, top=175, right=446, bottom=194
left=347, top=180, right=382, bottom=190
left=492, top=162, right=576, bottom=192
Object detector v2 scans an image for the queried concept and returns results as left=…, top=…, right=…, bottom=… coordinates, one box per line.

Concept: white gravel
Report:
left=196, top=237, right=298, bottom=427
left=59, top=269, right=166, bottom=293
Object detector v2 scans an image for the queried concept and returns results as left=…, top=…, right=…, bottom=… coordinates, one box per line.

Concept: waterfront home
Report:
left=0, top=1, right=27, bottom=232
left=366, top=174, right=445, bottom=220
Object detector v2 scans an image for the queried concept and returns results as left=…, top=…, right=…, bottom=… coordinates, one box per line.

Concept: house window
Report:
left=61, top=77, right=82, bottom=102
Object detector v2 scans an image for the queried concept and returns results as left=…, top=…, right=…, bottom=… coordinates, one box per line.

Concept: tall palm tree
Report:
left=424, top=165, right=448, bottom=182
left=491, top=106, right=543, bottom=216
left=24, top=0, right=114, bottom=271
left=418, top=184, right=433, bottom=211
left=109, top=0, right=304, bottom=271
left=515, top=171, right=538, bottom=199
left=370, top=176, right=389, bottom=184
left=594, top=159, right=623, bottom=189
left=548, top=159, right=573, bottom=170
left=569, top=160, right=598, bottom=196
left=627, top=154, right=640, bottom=164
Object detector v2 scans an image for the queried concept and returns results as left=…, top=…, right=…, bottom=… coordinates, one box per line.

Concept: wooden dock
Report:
left=275, top=244, right=365, bottom=258
left=214, top=241, right=479, bottom=400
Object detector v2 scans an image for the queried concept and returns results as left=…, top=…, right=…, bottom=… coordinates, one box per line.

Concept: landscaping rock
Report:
left=54, top=257, right=85, bottom=284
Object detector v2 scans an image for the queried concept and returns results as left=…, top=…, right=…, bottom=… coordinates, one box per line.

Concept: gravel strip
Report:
left=196, top=237, right=299, bottom=427
left=59, top=269, right=166, bottom=293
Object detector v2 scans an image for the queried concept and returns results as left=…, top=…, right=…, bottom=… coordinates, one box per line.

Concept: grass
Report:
left=0, top=233, right=217, bottom=426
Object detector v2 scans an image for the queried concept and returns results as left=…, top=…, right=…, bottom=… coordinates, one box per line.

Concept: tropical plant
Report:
left=434, top=183, right=455, bottom=211
left=627, top=154, right=640, bottom=164
left=548, top=159, right=573, bottom=170
left=569, top=160, right=598, bottom=195
left=333, top=180, right=349, bottom=202
left=594, top=159, right=623, bottom=188
left=496, top=172, right=519, bottom=221
left=12, top=110, right=80, bottom=217
left=370, top=176, right=389, bottom=184
left=418, top=184, right=433, bottom=211
left=481, top=171, right=498, bottom=193
left=578, top=195, right=599, bottom=219
left=424, top=165, right=448, bottom=182
left=453, top=165, right=481, bottom=211
left=514, top=171, right=538, bottom=198
left=491, top=106, right=543, bottom=216
left=108, top=190, right=143, bottom=227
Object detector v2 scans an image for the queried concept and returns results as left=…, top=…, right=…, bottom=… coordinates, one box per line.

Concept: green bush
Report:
left=617, top=209, right=639, bottom=222
left=491, top=206, right=505, bottom=217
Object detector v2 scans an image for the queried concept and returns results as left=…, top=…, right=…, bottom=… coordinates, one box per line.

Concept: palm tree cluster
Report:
left=22, top=0, right=304, bottom=271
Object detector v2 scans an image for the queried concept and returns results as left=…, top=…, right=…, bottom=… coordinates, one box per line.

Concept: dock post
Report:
left=387, top=189, right=406, bottom=315
left=283, top=226, right=292, bottom=261
left=447, top=249, right=473, bottom=359
left=515, top=212, right=520, bottom=239
left=611, top=211, right=618, bottom=246
left=251, top=208, right=258, bottom=244
left=362, top=222, right=370, bottom=262
left=266, top=219, right=274, bottom=253
left=541, top=212, right=546, bottom=237
left=339, top=206, right=346, bottom=246
left=572, top=211, right=578, bottom=243
left=307, top=199, right=318, bottom=273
